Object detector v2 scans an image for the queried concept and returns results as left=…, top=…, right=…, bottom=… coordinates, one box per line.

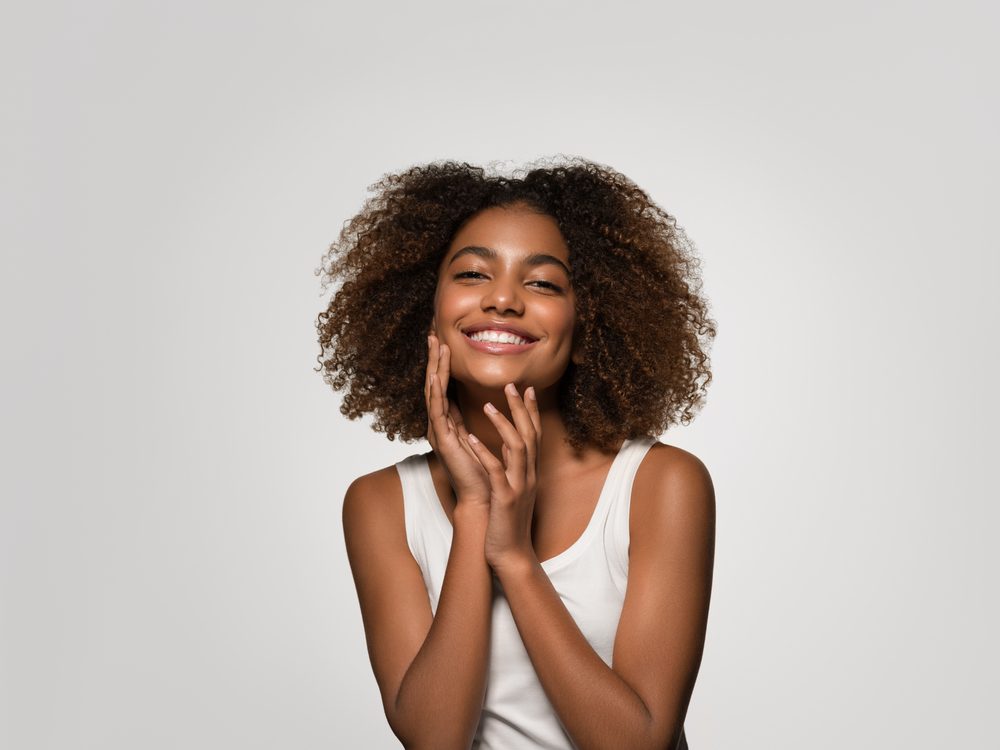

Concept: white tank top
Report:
left=396, top=438, right=686, bottom=750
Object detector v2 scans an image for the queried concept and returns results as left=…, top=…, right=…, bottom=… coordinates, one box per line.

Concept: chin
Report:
left=459, top=371, right=562, bottom=396
left=449, top=354, right=570, bottom=395
left=454, top=374, right=516, bottom=393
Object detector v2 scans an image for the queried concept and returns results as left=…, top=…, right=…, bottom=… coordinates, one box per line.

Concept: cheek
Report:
left=552, top=300, right=578, bottom=341
left=432, top=292, right=451, bottom=327
left=432, top=286, right=473, bottom=335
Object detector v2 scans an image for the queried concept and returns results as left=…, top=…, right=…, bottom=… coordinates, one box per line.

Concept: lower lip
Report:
left=464, top=335, right=537, bottom=354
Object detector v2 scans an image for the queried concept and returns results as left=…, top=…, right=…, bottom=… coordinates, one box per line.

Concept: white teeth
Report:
left=468, top=330, right=530, bottom=345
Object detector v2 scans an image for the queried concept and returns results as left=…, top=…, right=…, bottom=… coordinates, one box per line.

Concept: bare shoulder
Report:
left=343, top=464, right=404, bottom=521
left=342, top=462, right=411, bottom=555
left=630, top=443, right=715, bottom=543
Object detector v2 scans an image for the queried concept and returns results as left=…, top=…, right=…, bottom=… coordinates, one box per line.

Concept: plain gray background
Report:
left=2, top=1, right=997, bottom=748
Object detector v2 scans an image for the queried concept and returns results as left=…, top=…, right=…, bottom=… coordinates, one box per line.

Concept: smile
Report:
left=466, top=330, right=533, bottom=346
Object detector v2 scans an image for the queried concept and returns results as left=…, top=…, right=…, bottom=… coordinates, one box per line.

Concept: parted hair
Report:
left=317, top=158, right=715, bottom=449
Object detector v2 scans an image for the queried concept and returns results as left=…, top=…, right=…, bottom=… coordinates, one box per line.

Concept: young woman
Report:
left=317, top=159, right=716, bottom=750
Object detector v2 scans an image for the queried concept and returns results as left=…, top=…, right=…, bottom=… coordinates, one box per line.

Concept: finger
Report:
left=483, top=401, right=527, bottom=479
left=447, top=401, right=482, bottom=462
left=524, top=386, right=543, bottom=471
left=438, top=343, right=451, bottom=397
left=449, top=399, right=470, bottom=439
left=466, top=432, right=507, bottom=482
left=524, top=386, right=542, bottom=437
left=503, top=384, right=538, bottom=470
left=428, top=372, right=452, bottom=438
left=425, top=335, right=441, bottom=403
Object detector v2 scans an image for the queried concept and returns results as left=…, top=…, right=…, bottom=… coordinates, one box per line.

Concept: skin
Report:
left=342, top=206, right=716, bottom=750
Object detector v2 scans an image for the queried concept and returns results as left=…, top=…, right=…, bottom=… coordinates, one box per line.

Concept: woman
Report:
left=317, top=159, right=716, bottom=750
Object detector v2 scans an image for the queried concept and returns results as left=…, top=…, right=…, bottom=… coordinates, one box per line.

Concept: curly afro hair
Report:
left=317, top=158, right=715, bottom=449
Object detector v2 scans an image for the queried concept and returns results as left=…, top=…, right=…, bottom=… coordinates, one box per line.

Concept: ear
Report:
left=571, top=336, right=583, bottom=365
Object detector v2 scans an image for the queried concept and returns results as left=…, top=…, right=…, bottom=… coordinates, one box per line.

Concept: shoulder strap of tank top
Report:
left=605, top=438, right=657, bottom=585
left=395, top=454, right=452, bottom=568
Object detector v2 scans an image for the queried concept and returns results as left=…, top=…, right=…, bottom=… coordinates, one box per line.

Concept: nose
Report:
left=481, top=276, right=524, bottom=315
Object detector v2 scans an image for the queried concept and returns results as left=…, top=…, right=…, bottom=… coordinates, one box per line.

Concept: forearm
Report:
left=390, top=506, right=493, bottom=750
left=496, top=557, right=682, bottom=750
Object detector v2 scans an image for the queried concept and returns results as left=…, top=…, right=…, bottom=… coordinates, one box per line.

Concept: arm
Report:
left=342, top=338, right=495, bottom=750
left=343, top=473, right=492, bottom=750
left=469, top=391, right=714, bottom=750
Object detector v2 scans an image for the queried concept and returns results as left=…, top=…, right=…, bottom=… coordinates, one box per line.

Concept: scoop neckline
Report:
left=416, top=439, right=637, bottom=572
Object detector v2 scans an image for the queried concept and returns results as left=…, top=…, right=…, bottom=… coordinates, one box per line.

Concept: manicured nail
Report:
left=429, top=373, right=436, bottom=385
left=506, top=383, right=518, bottom=396
left=485, top=402, right=498, bottom=414
left=468, top=433, right=480, bottom=444
left=427, top=336, right=432, bottom=348
left=439, top=344, right=445, bottom=358
left=526, top=387, right=536, bottom=401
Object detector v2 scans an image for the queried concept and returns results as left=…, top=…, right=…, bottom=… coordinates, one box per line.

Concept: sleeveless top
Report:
left=396, top=438, right=689, bottom=750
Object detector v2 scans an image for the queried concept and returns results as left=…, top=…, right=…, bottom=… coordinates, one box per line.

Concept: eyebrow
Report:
left=448, top=245, right=571, bottom=276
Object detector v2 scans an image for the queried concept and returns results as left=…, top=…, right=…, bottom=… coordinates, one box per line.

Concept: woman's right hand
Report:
left=426, top=335, right=491, bottom=507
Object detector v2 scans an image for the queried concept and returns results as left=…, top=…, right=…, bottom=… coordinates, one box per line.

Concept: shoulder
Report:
left=344, top=463, right=406, bottom=504
left=633, top=442, right=714, bottom=501
left=342, top=462, right=411, bottom=549
left=630, top=442, right=715, bottom=547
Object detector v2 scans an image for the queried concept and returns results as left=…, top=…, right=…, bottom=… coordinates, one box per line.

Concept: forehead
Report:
left=444, top=207, right=569, bottom=264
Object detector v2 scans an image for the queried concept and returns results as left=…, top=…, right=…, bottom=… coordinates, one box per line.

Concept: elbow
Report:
left=640, top=711, right=685, bottom=750
left=388, top=715, right=475, bottom=750
left=396, top=734, right=474, bottom=750
left=600, top=709, right=685, bottom=750
left=399, top=743, right=470, bottom=750
left=384, top=678, right=482, bottom=750
left=646, top=716, right=686, bottom=750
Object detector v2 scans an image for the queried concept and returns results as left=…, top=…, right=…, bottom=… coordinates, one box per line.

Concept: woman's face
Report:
left=431, top=206, right=579, bottom=397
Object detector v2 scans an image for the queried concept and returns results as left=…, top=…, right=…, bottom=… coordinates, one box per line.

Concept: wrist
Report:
left=454, top=492, right=491, bottom=512
left=452, top=501, right=490, bottom=527
left=488, top=548, right=539, bottom=581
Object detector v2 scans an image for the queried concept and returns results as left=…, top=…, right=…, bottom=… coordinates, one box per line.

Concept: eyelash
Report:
left=529, top=280, right=563, bottom=292
left=452, top=271, right=564, bottom=294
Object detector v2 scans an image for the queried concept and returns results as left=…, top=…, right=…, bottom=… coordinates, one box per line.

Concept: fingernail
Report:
left=485, top=402, right=498, bottom=414
left=526, top=386, right=536, bottom=401
left=506, top=383, right=518, bottom=396
left=427, top=336, right=432, bottom=348
left=468, top=433, right=480, bottom=444
left=429, top=373, right=436, bottom=385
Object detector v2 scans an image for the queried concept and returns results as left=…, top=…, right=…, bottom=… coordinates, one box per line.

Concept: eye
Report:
left=453, top=270, right=488, bottom=280
left=528, top=279, right=564, bottom=293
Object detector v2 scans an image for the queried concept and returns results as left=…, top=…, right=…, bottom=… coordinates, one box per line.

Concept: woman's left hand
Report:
left=466, top=383, right=543, bottom=571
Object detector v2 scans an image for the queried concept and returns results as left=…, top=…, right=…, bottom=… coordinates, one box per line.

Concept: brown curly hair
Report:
left=317, top=158, right=715, bottom=449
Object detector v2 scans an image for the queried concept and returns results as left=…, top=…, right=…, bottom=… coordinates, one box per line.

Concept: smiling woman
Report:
left=317, top=159, right=716, bottom=750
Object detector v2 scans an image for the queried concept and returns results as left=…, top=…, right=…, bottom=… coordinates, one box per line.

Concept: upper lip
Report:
left=462, top=321, right=537, bottom=342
